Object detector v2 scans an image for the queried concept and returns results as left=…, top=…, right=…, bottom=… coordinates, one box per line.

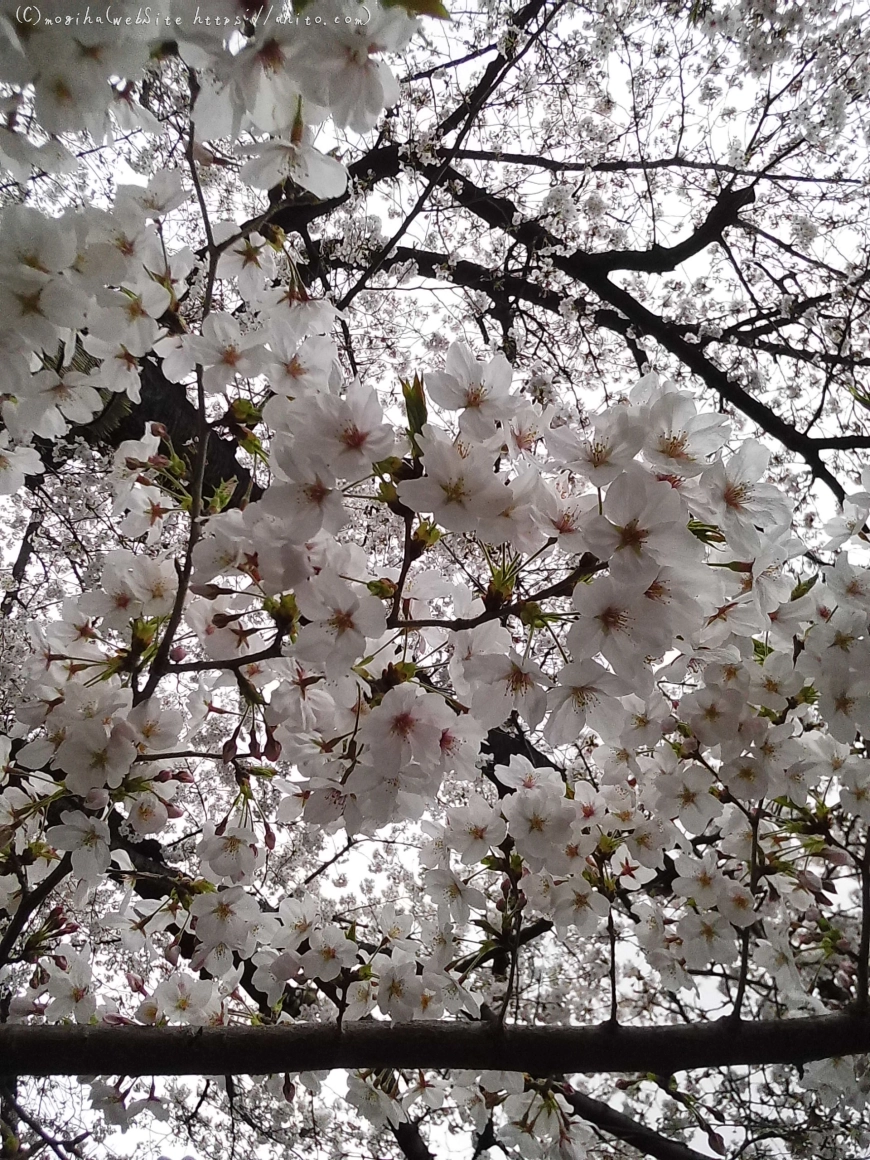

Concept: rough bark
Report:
left=1, top=1012, right=868, bottom=1078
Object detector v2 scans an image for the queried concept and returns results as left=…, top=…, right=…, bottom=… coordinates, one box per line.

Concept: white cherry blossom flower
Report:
left=446, top=797, right=507, bottom=864
left=46, top=810, right=111, bottom=880
left=464, top=650, right=548, bottom=729
left=500, top=786, right=574, bottom=871
left=300, top=924, right=358, bottom=981
left=55, top=721, right=137, bottom=798
left=426, top=342, right=521, bottom=440
left=45, top=946, right=97, bottom=1024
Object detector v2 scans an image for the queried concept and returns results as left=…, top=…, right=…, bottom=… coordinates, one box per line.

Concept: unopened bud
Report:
left=102, top=1012, right=134, bottom=1026
left=126, top=972, right=147, bottom=994
left=264, top=728, right=282, bottom=762
left=212, top=612, right=240, bottom=629
left=169, top=645, right=187, bottom=662
left=821, top=847, right=851, bottom=866
left=189, top=584, right=224, bottom=600
left=164, top=943, right=180, bottom=966
left=283, top=1076, right=296, bottom=1103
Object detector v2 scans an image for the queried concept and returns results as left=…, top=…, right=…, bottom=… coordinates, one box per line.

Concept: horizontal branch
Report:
left=446, top=147, right=863, bottom=184
left=2, top=1013, right=869, bottom=1078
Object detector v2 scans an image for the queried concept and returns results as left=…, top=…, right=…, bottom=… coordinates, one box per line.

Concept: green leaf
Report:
left=412, top=520, right=441, bottom=550
left=753, top=638, right=774, bottom=662
left=206, top=477, right=238, bottom=514
left=228, top=398, right=262, bottom=426
left=688, top=519, right=726, bottom=544
left=236, top=672, right=265, bottom=707
left=790, top=573, right=818, bottom=601
left=384, top=0, right=451, bottom=17
left=401, top=373, right=428, bottom=457
left=239, top=431, right=269, bottom=465
left=796, top=683, right=819, bottom=705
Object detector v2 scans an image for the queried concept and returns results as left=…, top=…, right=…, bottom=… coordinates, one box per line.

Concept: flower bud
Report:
left=264, top=728, right=282, bottom=762
left=126, top=972, right=147, bottom=994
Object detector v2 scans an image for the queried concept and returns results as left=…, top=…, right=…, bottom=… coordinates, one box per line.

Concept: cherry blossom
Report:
left=46, top=811, right=111, bottom=880
left=1, top=5, right=870, bottom=1151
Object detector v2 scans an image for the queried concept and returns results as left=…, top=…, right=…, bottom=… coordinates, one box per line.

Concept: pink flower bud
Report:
left=264, top=728, right=282, bottom=762
left=164, top=943, right=180, bottom=966
left=821, top=848, right=851, bottom=866
left=169, top=645, right=187, bottom=662
left=126, top=972, right=147, bottom=994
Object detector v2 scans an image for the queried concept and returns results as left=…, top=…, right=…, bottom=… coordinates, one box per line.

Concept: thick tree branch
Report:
left=393, top=1120, right=437, bottom=1160
left=404, top=159, right=848, bottom=501
left=3, top=1013, right=870, bottom=1078
left=562, top=1089, right=712, bottom=1160
left=589, top=184, right=757, bottom=275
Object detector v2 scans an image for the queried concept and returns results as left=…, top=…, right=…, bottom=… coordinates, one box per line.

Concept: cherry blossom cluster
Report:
left=4, top=311, right=870, bottom=1138
left=0, top=0, right=415, bottom=180
left=2, top=2, right=870, bottom=1141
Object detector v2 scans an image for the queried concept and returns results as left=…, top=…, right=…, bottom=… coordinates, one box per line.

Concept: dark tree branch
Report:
left=561, top=1088, right=712, bottom=1160
left=0, top=855, right=72, bottom=971
left=3, top=1013, right=870, bottom=1078
left=443, top=147, right=863, bottom=184
left=403, top=159, right=848, bottom=502
left=590, top=184, right=757, bottom=275
left=393, top=1120, right=437, bottom=1160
